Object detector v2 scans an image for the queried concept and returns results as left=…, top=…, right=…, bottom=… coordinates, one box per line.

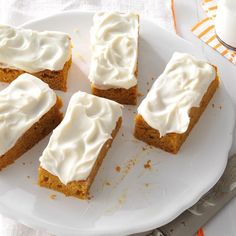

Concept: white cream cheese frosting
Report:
left=138, top=52, right=216, bottom=137
left=0, top=25, right=71, bottom=73
left=88, top=12, right=139, bottom=90
left=215, top=0, right=236, bottom=48
left=39, top=91, right=123, bottom=185
left=0, top=73, right=57, bottom=156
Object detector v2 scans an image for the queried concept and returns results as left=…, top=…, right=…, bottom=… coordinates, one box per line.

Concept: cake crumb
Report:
left=122, top=133, right=124, bottom=137
left=49, top=194, right=56, bottom=200
left=142, top=145, right=153, bottom=151
left=113, top=159, right=137, bottom=187
left=27, top=176, right=30, bottom=179
left=105, top=181, right=111, bottom=186
left=22, top=162, right=25, bottom=165
left=127, top=159, right=136, bottom=171
left=144, top=160, right=152, bottom=169
left=145, top=183, right=149, bottom=187
left=115, top=166, right=121, bottom=172
left=151, top=77, right=155, bottom=81
left=219, top=105, right=222, bottom=109
left=212, top=103, right=215, bottom=108
left=137, top=92, right=144, bottom=97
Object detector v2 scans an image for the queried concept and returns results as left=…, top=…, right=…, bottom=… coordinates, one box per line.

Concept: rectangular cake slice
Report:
left=39, top=91, right=123, bottom=199
left=88, top=12, right=139, bottom=105
left=134, top=52, right=219, bottom=154
left=0, top=73, right=63, bottom=170
left=0, top=25, right=72, bottom=91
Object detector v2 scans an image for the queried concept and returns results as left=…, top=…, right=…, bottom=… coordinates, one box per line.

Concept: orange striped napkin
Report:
left=191, top=0, right=236, bottom=65
left=201, top=0, right=218, bottom=19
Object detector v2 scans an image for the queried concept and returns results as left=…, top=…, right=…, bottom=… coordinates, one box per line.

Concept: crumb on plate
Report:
left=49, top=194, right=57, bottom=200
left=144, top=160, right=152, bottom=169
left=115, top=165, right=121, bottom=172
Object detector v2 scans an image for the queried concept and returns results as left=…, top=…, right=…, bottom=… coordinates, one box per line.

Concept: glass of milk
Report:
left=215, top=0, right=236, bottom=50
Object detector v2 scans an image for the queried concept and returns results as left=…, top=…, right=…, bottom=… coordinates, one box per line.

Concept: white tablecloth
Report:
left=0, top=1, right=174, bottom=235
left=0, top=0, right=175, bottom=32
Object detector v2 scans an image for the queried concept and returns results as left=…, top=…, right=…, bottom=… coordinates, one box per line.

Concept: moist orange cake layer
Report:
left=0, top=58, right=72, bottom=91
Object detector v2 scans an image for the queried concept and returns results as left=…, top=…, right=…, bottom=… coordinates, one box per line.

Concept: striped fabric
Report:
left=201, top=0, right=217, bottom=19
left=192, top=0, right=236, bottom=65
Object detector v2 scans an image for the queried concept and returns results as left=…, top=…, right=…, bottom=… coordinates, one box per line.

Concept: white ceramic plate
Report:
left=0, top=11, right=234, bottom=236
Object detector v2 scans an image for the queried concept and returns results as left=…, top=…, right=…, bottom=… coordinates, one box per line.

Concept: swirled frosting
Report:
left=0, top=25, right=71, bottom=73
left=138, top=52, right=216, bottom=137
left=88, top=12, right=139, bottom=89
left=0, top=73, right=57, bottom=156
left=39, top=91, right=123, bottom=184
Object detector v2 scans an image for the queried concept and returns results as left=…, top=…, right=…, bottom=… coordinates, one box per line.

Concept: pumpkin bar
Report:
left=134, top=52, right=219, bottom=154
left=0, top=73, right=63, bottom=170
left=0, top=24, right=72, bottom=91
left=89, top=12, right=139, bottom=105
left=39, top=91, right=123, bottom=199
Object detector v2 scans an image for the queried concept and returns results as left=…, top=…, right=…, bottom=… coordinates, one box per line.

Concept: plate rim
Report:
left=0, top=10, right=235, bottom=236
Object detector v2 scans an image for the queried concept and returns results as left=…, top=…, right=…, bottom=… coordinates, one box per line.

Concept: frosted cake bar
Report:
left=89, top=12, right=139, bottom=105
left=39, top=91, right=123, bottom=199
